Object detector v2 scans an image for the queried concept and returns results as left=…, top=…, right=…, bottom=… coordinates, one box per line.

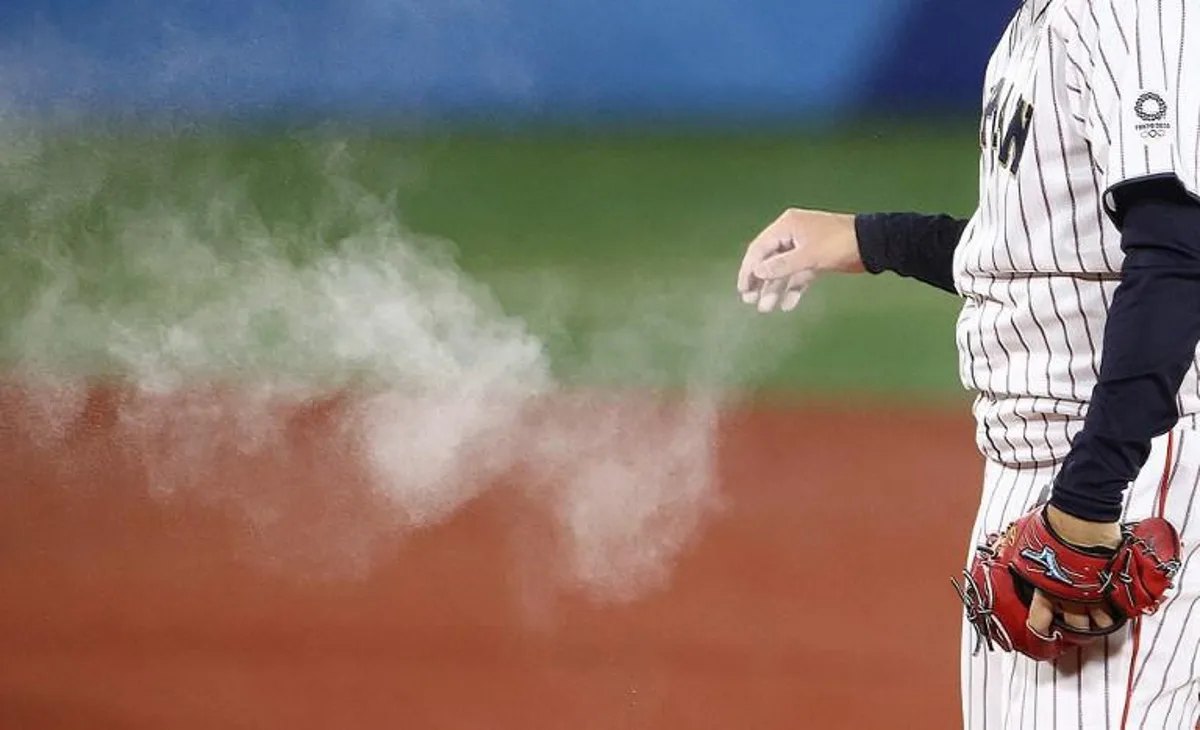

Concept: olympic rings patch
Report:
left=1135, top=92, right=1168, bottom=122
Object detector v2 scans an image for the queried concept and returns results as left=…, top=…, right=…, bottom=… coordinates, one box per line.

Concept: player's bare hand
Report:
left=737, top=208, right=863, bottom=313
left=1027, top=592, right=1115, bottom=639
left=1044, top=505, right=1123, bottom=550
left=1026, top=505, right=1122, bottom=639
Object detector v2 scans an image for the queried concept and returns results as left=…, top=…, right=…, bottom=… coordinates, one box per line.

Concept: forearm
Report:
left=854, top=213, right=969, bottom=295
left=1051, top=189, right=1200, bottom=522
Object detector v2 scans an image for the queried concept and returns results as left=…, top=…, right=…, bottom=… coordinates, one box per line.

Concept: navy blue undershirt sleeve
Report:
left=1050, top=179, right=1200, bottom=523
left=854, top=213, right=968, bottom=295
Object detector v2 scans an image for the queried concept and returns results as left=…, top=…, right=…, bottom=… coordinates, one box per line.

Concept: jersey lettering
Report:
left=981, top=80, right=1035, bottom=173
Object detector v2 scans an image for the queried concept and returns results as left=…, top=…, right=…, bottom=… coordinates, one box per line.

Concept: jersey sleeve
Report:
left=1067, top=0, right=1200, bottom=219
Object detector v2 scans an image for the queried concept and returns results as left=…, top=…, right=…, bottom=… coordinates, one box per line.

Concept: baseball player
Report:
left=737, top=1, right=1199, bottom=727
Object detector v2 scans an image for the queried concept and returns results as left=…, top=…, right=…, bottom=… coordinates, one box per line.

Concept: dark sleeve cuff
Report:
left=854, top=213, right=969, bottom=295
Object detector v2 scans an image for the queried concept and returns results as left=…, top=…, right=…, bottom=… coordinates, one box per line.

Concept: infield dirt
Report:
left=0, top=388, right=981, bottom=729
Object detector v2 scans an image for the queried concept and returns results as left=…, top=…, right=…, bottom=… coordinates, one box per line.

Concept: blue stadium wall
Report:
left=0, top=0, right=1021, bottom=122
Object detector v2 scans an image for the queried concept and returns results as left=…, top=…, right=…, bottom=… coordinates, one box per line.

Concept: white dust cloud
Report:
left=0, top=127, right=776, bottom=603
left=0, top=0, right=782, bottom=604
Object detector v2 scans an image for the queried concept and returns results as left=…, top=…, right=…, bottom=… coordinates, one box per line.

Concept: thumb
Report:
left=753, top=249, right=810, bottom=281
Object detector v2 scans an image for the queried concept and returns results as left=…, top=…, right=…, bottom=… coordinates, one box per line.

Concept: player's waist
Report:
left=954, top=269, right=1122, bottom=298
left=954, top=279, right=1114, bottom=402
left=972, top=395, right=1200, bottom=467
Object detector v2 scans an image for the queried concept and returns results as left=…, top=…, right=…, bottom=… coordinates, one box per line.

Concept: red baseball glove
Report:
left=953, top=506, right=1182, bottom=661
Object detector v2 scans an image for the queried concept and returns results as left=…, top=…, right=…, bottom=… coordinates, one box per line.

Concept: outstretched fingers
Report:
left=780, top=273, right=813, bottom=312
left=737, top=236, right=792, bottom=302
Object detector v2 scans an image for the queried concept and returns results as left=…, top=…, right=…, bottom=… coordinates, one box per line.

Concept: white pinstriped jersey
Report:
left=953, top=0, right=1200, bottom=466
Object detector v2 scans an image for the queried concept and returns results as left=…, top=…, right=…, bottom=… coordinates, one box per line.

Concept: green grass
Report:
left=397, top=124, right=979, bottom=266
left=0, top=121, right=979, bottom=402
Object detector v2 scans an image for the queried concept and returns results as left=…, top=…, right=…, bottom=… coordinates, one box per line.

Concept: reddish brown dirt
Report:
left=0, top=387, right=983, bottom=729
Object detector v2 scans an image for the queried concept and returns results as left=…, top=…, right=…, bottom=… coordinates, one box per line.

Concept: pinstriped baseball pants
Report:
left=962, top=427, right=1200, bottom=730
